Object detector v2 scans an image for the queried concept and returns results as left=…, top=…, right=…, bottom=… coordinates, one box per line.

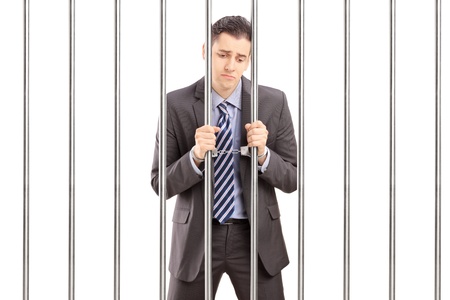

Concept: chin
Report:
left=221, top=80, right=237, bottom=88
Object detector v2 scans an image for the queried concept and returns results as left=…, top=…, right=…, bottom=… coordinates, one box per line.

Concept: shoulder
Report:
left=167, top=78, right=203, bottom=109
left=241, top=76, right=287, bottom=104
left=257, top=84, right=290, bottom=119
left=167, top=80, right=199, bottom=101
left=258, top=84, right=286, bottom=102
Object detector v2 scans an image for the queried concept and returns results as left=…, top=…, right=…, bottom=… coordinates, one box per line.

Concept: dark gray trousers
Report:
left=168, top=221, right=285, bottom=300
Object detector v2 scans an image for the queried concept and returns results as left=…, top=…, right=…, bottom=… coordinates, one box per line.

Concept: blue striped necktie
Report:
left=213, top=102, right=235, bottom=223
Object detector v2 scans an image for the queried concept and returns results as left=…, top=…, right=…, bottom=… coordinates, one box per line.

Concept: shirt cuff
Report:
left=189, top=148, right=204, bottom=176
left=258, top=147, right=270, bottom=173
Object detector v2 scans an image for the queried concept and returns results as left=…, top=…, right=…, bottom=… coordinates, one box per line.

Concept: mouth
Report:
left=221, top=74, right=235, bottom=80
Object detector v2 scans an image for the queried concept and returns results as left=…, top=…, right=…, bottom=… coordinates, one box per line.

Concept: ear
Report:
left=202, top=43, right=205, bottom=60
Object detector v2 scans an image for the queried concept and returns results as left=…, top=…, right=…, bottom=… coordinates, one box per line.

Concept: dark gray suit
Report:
left=151, top=76, right=297, bottom=289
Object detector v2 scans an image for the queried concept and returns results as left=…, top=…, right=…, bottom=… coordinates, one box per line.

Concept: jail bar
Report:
left=159, top=0, right=167, bottom=298
left=389, top=0, right=396, bottom=299
left=434, top=0, right=441, bottom=299
left=250, top=1, right=259, bottom=300
left=114, top=0, right=121, bottom=298
left=23, top=0, right=30, bottom=299
left=343, top=0, right=350, bottom=299
left=68, top=0, right=76, bottom=299
left=298, top=0, right=305, bottom=299
left=204, top=1, right=213, bottom=299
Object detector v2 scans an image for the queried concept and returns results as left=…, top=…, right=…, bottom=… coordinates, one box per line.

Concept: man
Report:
left=151, top=16, right=297, bottom=299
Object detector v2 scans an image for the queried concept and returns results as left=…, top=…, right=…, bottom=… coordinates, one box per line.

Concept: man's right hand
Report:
left=193, top=125, right=221, bottom=161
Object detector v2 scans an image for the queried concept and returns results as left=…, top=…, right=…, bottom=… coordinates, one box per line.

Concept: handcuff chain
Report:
left=212, top=149, right=241, bottom=157
left=211, top=146, right=251, bottom=158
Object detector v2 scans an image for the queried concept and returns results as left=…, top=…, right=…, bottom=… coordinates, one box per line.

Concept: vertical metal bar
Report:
left=298, top=0, right=305, bottom=299
left=159, top=0, right=167, bottom=298
left=23, top=0, right=30, bottom=299
left=68, top=0, right=76, bottom=299
left=343, top=0, right=350, bottom=299
left=204, top=1, right=213, bottom=299
left=114, top=0, right=121, bottom=298
left=250, top=1, right=259, bottom=299
left=389, top=0, right=396, bottom=299
left=434, top=0, right=441, bottom=299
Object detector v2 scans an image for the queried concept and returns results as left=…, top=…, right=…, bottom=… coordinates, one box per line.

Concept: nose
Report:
left=225, top=58, right=235, bottom=71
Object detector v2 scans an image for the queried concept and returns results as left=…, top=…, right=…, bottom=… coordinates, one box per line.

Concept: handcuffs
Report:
left=192, top=146, right=268, bottom=163
left=212, top=146, right=268, bottom=159
left=212, top=146, right=251, bottom=158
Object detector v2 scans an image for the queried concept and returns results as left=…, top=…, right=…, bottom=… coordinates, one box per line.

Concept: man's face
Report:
left=203, top=32, right=251, bottom=99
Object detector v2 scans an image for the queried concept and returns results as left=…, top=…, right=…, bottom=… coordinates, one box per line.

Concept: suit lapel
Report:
left=193, top=78, right=205, bottom=128
left=240, top=77, right=252, bottom=147
left=240, top=77, right=252, bottom=210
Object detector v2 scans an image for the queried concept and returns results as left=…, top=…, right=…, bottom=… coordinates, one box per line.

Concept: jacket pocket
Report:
left=267, top=204, right=281, bottom=220
left=172, top=208, right=190, bottom=224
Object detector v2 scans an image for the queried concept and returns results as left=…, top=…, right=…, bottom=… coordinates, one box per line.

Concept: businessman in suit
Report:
left=151, top=16, right=297, bottom=299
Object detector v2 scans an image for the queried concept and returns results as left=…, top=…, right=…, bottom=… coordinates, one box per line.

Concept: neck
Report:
left=212, top=81, right=240, bottom=100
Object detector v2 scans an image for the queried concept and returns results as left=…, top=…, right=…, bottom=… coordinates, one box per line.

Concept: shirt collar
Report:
left=212, top=79, right=242, bottom=110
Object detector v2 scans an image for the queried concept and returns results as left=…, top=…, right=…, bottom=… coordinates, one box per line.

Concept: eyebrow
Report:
left=218, top=49, right=248, bottom=58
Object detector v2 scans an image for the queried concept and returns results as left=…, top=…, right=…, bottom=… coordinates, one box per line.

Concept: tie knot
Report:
left=218, top=102, right=228, bottom=115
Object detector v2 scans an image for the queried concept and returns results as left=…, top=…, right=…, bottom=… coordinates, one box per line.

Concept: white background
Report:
left=0, top=0, right=449, bottom=299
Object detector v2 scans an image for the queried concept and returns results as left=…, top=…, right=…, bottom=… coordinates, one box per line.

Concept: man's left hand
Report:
left=245, top=120, right=268, bottom=164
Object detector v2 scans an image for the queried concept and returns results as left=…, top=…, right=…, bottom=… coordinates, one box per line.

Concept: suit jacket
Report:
left=151, top=76, right=297, bottom=282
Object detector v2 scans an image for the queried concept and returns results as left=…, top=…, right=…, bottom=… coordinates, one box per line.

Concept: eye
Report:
left=218, top=53, right=227, bottom=58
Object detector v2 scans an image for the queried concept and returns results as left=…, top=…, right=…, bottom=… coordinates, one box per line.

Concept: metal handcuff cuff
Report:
left=212, top=146, right=268, bottom=158
left=192, top=146, right=267, bottom=163
left=212, top=146, right=251, bottom=158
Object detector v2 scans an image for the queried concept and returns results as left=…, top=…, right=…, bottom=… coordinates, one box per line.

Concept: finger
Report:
left=198, top=137, right=216, bottom=145
left=198, top=125, right=220, bottom=134
left=249, top=127, right=268, bottom=134
left=247, top=129, right=269, bottom=139
left=247, top=134, right=267, bottom=144
left=254, top=120, right=265, bottom=127
left=245, top=120, right=266, bottom=131
left=195, top=131, right=215, bottom=140
left=196, top=130, right=217, bottom=138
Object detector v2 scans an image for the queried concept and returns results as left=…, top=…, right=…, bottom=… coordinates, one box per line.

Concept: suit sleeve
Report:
left=258, top=92, right=297, bottom=193
left=150, top=107, right=203, bottom=199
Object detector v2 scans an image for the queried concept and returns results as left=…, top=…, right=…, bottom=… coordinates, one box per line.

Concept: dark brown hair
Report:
left=212, top=16, right=251, bottom=43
